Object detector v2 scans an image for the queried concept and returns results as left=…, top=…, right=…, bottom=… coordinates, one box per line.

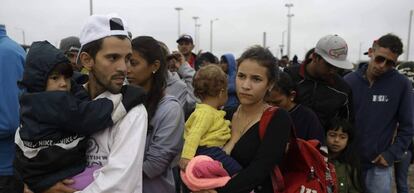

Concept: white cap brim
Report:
left=316, top=50, right=354, bottom=70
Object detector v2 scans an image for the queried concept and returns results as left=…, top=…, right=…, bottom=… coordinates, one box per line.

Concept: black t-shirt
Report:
left=217, top=109, right=292, bottom=193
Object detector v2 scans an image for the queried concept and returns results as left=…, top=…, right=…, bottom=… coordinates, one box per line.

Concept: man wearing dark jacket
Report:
left=284, top=34, right=354, bottom=130
left=344, top=34, right=414, bottom=193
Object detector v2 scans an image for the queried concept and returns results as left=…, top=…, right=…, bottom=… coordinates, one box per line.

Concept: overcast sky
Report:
left=1, top=0, right=413, bottom=63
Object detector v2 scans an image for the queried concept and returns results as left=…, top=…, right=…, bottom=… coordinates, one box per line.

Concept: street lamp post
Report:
left=358, top=42, right=363, bottom=62
left=280, top=30, right=287, bottom=56
left=279, top=44, right=284, bottom=57
left=89, top=0, right=93, bottom=15
left=196, top=24, right=201, bottom=52
left=210, top=18, right=219, bottom=52
left=175, top=7, right=183, bottom=37
left=15, top=27, right=26, bottom=45
left=407, top=10, right=413, bottom=61
left=285, top=3, right=294, bottom=59
left=192, top=16, right=199, bottom=52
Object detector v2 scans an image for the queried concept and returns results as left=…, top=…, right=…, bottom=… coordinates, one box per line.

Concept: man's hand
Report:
left=179, top=158, right=190, bottom=171
left=171, top=51, right=187, bottom=69
left=42, top=179, right=76, bottom=193
left=372, top=154, right=389, bottom=167
left=24, top=184, right=34, bottom=193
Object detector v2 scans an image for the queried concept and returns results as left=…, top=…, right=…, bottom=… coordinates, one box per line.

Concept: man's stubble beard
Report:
left=91, top=68, right=122, bottom=94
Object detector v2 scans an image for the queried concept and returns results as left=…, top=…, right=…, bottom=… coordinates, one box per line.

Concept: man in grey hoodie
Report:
left=159, top=41, right=197, bottom=117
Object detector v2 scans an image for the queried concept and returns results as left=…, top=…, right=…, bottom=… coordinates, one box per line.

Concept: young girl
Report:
left=326, top=118, right=363, bottom=193
left=179, top=64, right=242, bottom=176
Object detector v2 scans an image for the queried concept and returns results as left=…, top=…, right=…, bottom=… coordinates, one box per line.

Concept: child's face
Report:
left=326, top=128, right=348, bottom=154
left=265, top=90, right=294, bottom=110
left=46, top=73, right=71, bottom=91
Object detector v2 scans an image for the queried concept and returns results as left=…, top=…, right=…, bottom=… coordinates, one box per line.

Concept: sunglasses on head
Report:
left=374, top=55, right=396, bottom=66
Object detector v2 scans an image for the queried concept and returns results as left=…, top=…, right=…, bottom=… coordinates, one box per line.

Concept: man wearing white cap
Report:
left=284, top=34, right=354, bottom=130
left=44, top=13, right=147, bottom=193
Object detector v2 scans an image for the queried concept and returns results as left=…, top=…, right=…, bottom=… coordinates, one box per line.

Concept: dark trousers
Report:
left=196, top=146, right=242, bottom=176
left=394, top=150, right=412, bottom=193
left=0, top=174, right=24, bottom=193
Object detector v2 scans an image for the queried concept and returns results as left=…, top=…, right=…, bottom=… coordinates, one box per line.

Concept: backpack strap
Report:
left=259, top=106, right=278, bottom=140
left=258, top=106, right=285, bottom=192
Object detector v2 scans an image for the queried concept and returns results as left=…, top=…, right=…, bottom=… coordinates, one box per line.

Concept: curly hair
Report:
left=193, top=64, right=227, bottom=100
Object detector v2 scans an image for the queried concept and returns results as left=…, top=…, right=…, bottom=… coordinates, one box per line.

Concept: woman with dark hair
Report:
left=265, top=71, right=325, bottom=144
left=127, top=36, right=185, bottom=193
left=199, top=45, right=292, bottom=193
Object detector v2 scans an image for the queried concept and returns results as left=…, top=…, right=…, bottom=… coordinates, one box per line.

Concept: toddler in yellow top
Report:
left=179, top=64, right=242, bottom=176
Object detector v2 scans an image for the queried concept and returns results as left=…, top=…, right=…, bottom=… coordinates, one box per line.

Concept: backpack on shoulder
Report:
left=259, top=107, right=338, bottom=193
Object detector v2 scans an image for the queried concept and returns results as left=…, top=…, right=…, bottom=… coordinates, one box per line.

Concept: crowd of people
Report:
left=0, top=13, right=413, bottom=193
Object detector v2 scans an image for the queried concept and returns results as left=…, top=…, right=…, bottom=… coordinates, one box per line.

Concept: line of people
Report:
left=0, top=13, right=413, bottom=193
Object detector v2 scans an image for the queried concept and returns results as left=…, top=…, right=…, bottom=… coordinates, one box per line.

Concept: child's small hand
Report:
left=179, top=158, right=190, bottom=171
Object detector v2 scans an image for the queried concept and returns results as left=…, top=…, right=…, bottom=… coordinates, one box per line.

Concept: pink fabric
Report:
left=180, top=155, right=231, bottom=191
left=68, top=165, right=101, bottom=190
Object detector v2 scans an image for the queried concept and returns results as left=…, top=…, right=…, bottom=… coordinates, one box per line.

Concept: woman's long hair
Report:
left=131, top=36, right=168, bottom=122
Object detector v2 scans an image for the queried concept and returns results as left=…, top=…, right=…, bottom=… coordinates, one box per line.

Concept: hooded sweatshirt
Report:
left=0, top=25, right=25, bottom=176
left=222, top=54, right=239, bottom=109
left=166, top=62, right=197, bottom=117
left=143, top=95, right=184, bottom=193
left=344, top=63, right=414, bottom=169
left=14, top=41, right=133, bottom=192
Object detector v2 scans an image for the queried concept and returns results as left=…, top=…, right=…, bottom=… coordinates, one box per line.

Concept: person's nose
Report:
left=241, top=79, right=252, bottom=90
left=58, top=78, right=68, bottom=88
left=116, top=58, right=128, bottom=75
left=377, top=60, right=387, bottom=69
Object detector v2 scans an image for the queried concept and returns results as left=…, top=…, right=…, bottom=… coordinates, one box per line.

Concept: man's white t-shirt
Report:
left=79, top=92, right=148, bottom=193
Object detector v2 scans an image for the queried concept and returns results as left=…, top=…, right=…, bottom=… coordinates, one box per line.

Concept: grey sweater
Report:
left=143, top=95, right=185, bottom=193
left=166, top=63, right=198, bottom=117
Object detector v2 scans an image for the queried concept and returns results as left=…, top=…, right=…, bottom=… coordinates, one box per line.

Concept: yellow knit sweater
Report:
left=181, top=103, right=231, bottom=159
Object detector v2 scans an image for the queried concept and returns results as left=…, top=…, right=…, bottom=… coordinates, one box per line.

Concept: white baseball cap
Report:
left=77, top=13, right=130, bottom=64
left=314, top=35, right=353, bottom=70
